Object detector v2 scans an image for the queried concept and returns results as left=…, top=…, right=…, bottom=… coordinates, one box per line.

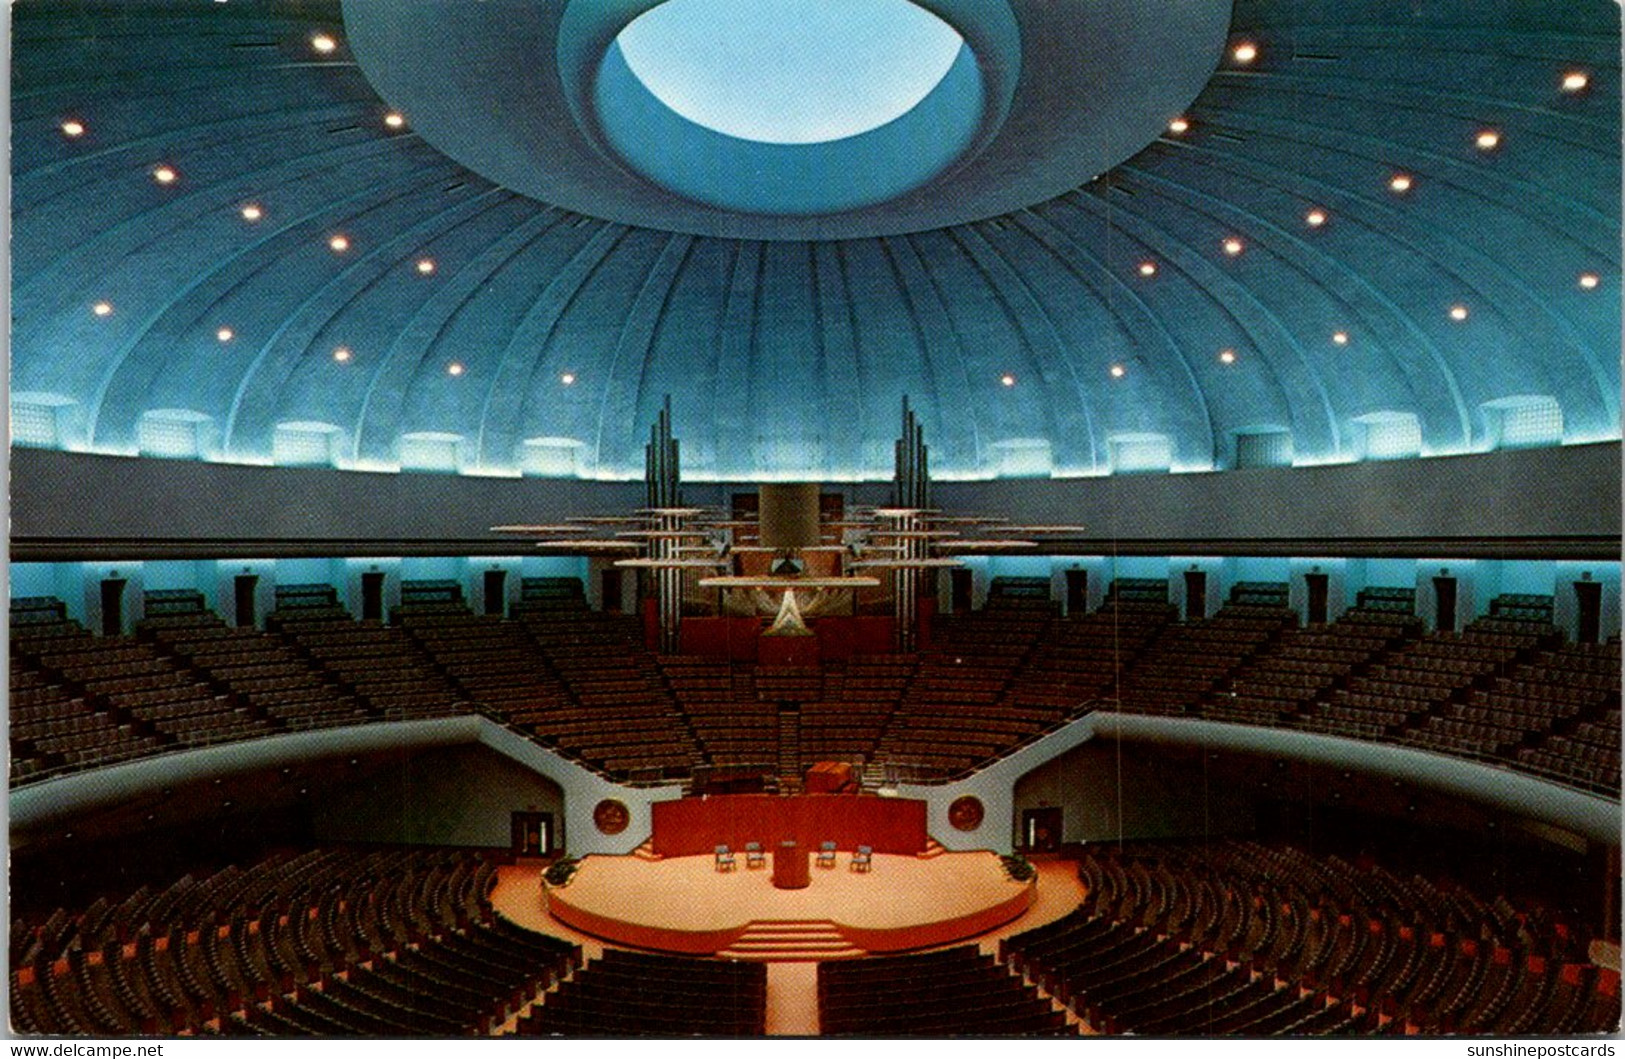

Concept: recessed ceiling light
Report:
left=216, top=327, right=235, bottom=343
left=1388, top=173, right=1413, bottom=193
left=92, top=301, right=113, bottom=317
left=1218, top=349, right=1237, bottom=365
left=328, top=234, right=350, bottom=253
left=1109, top=364, right=1126, bottom=379
left=1305, top=208, right=1327, bottom=228
left=1578, top=272, right=1600, bottom=290
left=311, top=33, right=337, bottom=54
left=1222, top=237, right=1244, bottom=257
left=384, top=112, right=406, bottom=129
left=1000, top=373, right=1016, bottom=387
left=1475, top=129, right=1501, bottom=150
left=416, top=258, right=436, bottom=274
left=152, top=165, right=178, bottom=185
left=1449, top=304, right=1469, bottom=321
left=1332, top=331, right=1350, bottom=346
left=240, top=203, right=263, bottom=222
left=447, top=362, right=465, bottom=377
left=332, top=346, right=352, bottom=363
left=1561, top=71, right=1589, bottom=93
left=61, top=120, right=85, bottom=138
left=560, top=372, right=576, bottom=386
left=1232, top=42, right=1258, bottom=63
left=1167, top=117, right=1190, bottom=134
left=1138, top=261, right=1157, bottom=277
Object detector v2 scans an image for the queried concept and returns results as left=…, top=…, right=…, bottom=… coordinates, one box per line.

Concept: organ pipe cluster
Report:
left=893, top=396, right=930, bottom=653
left=645, top=395, right=684, bottom=654
left=893, top=396, right=930, bottom=511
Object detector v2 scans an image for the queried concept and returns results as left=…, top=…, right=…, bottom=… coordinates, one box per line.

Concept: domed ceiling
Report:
left=10, top=0, right=1620, bottom=482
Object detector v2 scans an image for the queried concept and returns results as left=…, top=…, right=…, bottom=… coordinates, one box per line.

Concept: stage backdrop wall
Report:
left=651, top=794, right=928, bottom=856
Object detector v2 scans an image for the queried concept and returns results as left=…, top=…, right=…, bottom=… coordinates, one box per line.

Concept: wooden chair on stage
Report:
left=849, top=845, right=873, bottom=873
left=744, top=842, right=765, bottom=869
left=817, top=841, right=838, bottom=869
left=715, top=845, right=737, bottom=872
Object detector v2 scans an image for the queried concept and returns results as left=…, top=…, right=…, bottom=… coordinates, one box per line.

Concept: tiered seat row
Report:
left=871, top=599, right=1055, bottom=776
left=1001, top=840, right=1619, bottom=1036
left=140, top=612, right=371, bottom=731
left=393, top=596, right=574, bottom=726
left=11, top=614, right=263, bottom=782
left=515, top=595, right=700, bottom=779
left=798, top=655, right=912, bottom=767
left=11, top=846, right=572, bottom=1037
left=1115, top=587, right=1298, bottom=715
left=230, top=917, right=579, bottom=1037
left=269, top=586, right=470, bottom=720
left=818, top=945, right=1073, bottom=1036
left=659, top=656, right=780, bottom=768
left=1002, top=593, right=1173, bottom=716
left=1200, top=606, right=1417, bottom=726
left=516, top=948, right=766, bottom=1036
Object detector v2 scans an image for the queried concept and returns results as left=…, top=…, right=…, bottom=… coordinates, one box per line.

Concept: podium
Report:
left=773, top=840, right=809, bottom=890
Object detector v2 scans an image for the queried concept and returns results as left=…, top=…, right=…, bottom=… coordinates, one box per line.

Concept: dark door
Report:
left=234, top=575, right=258, bottom=628
left=601, top=569, right=623, bottom=613
left=360, top=572, right=385, bottom=622
left=484, top=570, right=507, bottom=617
left=1020, top=807, right=1063, bottom=854
left=950, top=568, right=973, bottom=613
left=1433, top=576, right=1457, bottom=632
left=1184, top=570, right=1207, bottom=620
left=100, top=578, right=126, bottom=635
left=1306, top=573, right=1329, bottom=625
left=510, top=811, right=552, bottom=857
left=1574, top=580, right=1602, bottom=645
left=1066, top=569, right=1088, bottom=614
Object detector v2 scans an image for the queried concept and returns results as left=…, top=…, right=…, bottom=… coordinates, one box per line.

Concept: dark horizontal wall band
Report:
left=11, top=442, right=1618, bottom=561
left=9, top=536, right=1618, bottom=563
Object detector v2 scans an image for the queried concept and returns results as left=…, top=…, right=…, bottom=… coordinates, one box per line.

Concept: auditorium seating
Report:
left=11, top=586, right=1618, bottom=798
left=139, top=611, right=372, bottom=732
left=268, top=585, right=470, bottom=721
left=1113, top=585, right=1298, bottom=716
left=514, top=585, right=702, bottom=780
left=9, top=845, right=578, bottom=1037
left=869, top=589, right=1062, bottom=778
left=1001, top=839, right=1619, bottom=1036
left=818, top=945, right=1074, bottom=1036
left=516, top=948, right=766, bottom=1036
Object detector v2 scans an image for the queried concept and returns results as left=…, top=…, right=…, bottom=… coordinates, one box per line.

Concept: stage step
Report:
left=717, top=919, right=865, bottom=962
left=918, top=839, right=947, bottom=859
left=630, top=841, right=662, bottom=862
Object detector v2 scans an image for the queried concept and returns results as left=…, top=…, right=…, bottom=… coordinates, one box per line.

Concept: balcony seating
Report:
left=10, top=589, right=1617, bottom=795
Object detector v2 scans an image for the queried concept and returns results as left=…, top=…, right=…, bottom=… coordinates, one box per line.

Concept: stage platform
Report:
left=544, top=847, right=1036, bottom=961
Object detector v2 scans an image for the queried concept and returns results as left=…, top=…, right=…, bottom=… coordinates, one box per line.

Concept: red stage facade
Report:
left=650, top=794, right=928, bottom=857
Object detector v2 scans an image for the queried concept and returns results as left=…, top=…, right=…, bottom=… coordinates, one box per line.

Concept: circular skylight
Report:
left=613, top=0, right=965, bottom=145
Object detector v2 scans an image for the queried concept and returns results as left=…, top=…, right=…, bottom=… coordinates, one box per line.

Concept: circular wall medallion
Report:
left=948, top=795, right=985, bottom=832
left=593, top=799, right=630, bottom=835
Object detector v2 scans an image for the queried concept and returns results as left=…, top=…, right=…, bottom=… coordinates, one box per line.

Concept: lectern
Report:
left=773, top=840, right=810, bottom=890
